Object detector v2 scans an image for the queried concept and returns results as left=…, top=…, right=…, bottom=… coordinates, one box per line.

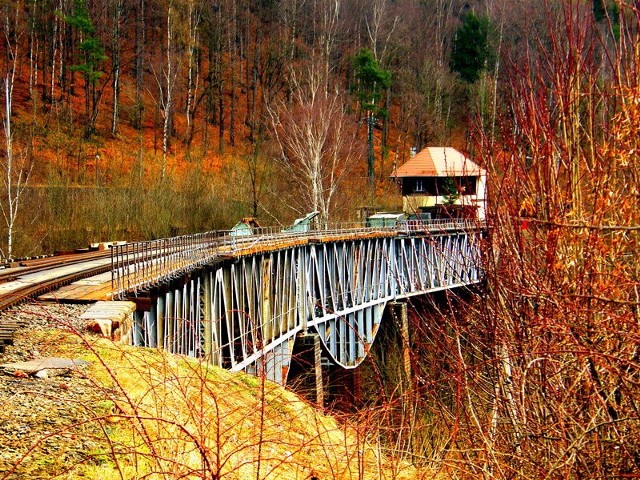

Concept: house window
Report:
left=414, top=179, right=425, bottom=192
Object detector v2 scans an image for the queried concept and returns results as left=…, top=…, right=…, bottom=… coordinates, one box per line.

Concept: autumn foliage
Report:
left=346, top=2, right=640, bottom=478
left=432, top=2, right=640, bottom=477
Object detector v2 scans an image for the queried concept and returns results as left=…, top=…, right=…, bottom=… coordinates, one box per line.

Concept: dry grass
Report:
left=2, top=328, right=428, bottom=479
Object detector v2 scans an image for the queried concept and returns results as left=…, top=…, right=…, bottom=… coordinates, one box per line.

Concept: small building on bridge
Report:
left=392, top=147, right=487, bottom=220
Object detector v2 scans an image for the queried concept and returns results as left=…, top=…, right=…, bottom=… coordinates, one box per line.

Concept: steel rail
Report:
left=0, top=262, right=116, bottom=352
left=0, top=249, right=116, bottom=284
left=0, top=263, right=114, bottom=311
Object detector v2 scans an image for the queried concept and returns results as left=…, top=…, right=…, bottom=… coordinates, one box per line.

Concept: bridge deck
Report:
left=2, top=221, right=483, bottom=382
left=39, top=271, right=114, bottom=302
left=39, top=229, right=400, bottom=303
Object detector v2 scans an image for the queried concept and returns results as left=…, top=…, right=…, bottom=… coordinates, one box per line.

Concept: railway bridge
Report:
left=0, top=219, right=483, bottom=399
left=106, top=219, right=483, bottom=391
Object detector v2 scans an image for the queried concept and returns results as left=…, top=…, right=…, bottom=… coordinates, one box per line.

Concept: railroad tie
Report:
left=0, top=319, right=29, bottom=353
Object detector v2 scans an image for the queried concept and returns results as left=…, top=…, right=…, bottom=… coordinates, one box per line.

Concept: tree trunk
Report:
left=111, top=0, right=122, bottom=136
left=2, top=69, right=30, bottom=259
left=217, top=3, right=224, bottom=154
left=228, top=0, right=236, bottom=147
left=381, top=86, right=390, bottom=174
left=162, top=0, right=175, bottom=179
left=1, top=67, right=15, bottom=260
left=28, top=0, right=37, bottom=98
left=185, top=0, right=200, bottom=148
left=134, top=0, right=145, bottom=130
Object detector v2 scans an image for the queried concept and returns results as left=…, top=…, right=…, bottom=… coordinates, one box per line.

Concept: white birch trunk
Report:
left=185, top=0, right=200, bottom=145
left=162, top=1, right=175, bottom=179
left=111, top=0, right=122, bottom=135
left=2, top=66, right=31, bottom=260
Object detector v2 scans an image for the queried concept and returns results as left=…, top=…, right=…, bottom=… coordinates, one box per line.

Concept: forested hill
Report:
left=2, top=3, right=640, bottom=478
left=0, top=0, right=620, bottom=257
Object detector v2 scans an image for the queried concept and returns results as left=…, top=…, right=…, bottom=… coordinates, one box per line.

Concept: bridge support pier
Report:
left=324, top=365, right=361, bottom=411
left=390, top=301, right=411, bottom=383
left=288, top=332, right=324, bottom=406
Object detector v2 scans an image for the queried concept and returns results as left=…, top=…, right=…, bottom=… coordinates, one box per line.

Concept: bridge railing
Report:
left=111, top=218, right=483, bottom=297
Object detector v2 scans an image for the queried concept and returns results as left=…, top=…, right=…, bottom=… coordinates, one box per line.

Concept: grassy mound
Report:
left=1, top=329, right=422, bottom=479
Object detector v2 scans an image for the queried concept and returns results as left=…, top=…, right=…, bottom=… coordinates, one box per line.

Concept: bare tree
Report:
left=184, top=0, right=201, bottom=147
left=133, top=0, right=146, bottom=130
left=151, top=0, right=180, bottom=179
left=268, top=65, right=362, bottom=226
left=463, top=2, right=640, bottom=477
left=365, top=0, right=398, bottom=64
left=1, top=1, right=31, bottom=259
left=316, top=0, right=341, bottom=90
left=110, top=0, right=123, bottom=135
left=1, top=73, right=31, bottom=260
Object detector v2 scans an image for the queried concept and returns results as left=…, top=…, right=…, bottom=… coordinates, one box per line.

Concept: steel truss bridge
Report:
left=111, top=220, right=483, bottom=385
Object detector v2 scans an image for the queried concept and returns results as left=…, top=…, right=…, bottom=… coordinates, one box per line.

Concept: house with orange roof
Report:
left=392, top=147, right=487, bottom=220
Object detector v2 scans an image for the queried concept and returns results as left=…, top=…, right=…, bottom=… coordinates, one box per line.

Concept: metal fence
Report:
left=111, top=218, right=483, bottom=298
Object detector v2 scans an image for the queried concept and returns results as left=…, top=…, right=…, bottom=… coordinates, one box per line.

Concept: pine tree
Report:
left=63, top=0, right=107, bottom=136
left=449, top=12, right=493, bottom=83
left=352, top=49, right=391, bottom=187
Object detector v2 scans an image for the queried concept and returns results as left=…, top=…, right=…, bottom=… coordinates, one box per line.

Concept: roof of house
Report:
left=392, top=147, right=485, bottom=178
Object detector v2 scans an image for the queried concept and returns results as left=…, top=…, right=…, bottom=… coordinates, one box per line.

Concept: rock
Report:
left=35, top=369, right=48, bottom=379
left=13, top=370, right=28, bottom=378
left=0, top=357, right=89, bottom=374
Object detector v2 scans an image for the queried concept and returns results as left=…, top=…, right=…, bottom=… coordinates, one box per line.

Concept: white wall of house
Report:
left=402, top=173, right=486, bottom=221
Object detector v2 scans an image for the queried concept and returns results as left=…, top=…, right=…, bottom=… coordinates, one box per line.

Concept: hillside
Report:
left=0, top=0, right=551, bottom=258
left=0, top=303, right=430, bottom=480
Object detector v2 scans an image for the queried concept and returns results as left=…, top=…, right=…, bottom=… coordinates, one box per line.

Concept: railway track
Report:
left=0, top=250, right=118, bottom=353
left=0, top=249, right=114, bottom=284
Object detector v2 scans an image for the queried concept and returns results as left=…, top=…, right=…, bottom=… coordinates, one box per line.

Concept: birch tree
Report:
left=1, top=1, right=31, bottom=259
left=152, top=0, right=179, bottom=179
left=184, top=0, right=201, bottom=147
left=1, top=49, right=31, bottom=259
left=268, top=66, right=362, bottom=226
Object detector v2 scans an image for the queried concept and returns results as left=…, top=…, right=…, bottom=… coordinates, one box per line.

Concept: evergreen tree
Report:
left=442, top=177, right=459, bottom=207
left=593, top=0, right=607, bottom=21
left=63, top=0, right=107, bottom=136
left=352, top=49, right=391, bottom=186
left=449, top=12, right=493, bottom=83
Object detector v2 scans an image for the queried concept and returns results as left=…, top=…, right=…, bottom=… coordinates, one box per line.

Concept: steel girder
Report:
left=129, top=231, right=481, bottom=384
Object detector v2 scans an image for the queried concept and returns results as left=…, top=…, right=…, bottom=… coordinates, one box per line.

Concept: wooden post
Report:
left=312, top=333, right=324, bottom=406
left=399, top=302, right=411, bottom=383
